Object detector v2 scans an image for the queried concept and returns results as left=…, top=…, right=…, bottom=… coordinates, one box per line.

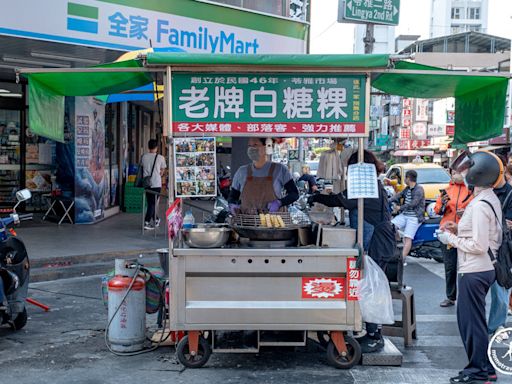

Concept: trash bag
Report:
left=357, top=254, right=395, bottom=325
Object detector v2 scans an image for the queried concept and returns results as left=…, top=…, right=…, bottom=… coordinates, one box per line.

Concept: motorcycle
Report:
left=1, top=189, right=32, bottom=330
left=389, top=196, right=443, bottom=263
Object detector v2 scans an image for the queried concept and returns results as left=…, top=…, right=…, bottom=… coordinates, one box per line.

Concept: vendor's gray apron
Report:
left=240, top=163, right=278, bottom=214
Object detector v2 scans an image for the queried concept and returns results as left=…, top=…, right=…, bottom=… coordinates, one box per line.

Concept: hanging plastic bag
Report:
left=357, top=254, right=395, bottom=325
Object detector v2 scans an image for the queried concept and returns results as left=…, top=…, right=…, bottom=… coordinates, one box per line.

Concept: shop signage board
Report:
left=396, top=139, right=430, bottom=150
left=446, top=125, right=455, bottom=136
left=171, top=73, right=367, bottom=137
left=415, top=99, right=429, bottom=122
left=339, top=0, right=400, bottom=26
left=174, top=137, right=217, bottom=197
left=302, top=277, right=345, bottom=299
left=0, top=0, right=307, bottom=53
left=346, top=257, right=360, bottom=301
left=427, top=124, right=446, bottom=137
left=411, top=122, right=427, bottom=140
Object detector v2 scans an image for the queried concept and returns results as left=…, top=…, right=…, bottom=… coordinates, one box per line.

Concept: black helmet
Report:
left=451, top=150, right=503, bottom=188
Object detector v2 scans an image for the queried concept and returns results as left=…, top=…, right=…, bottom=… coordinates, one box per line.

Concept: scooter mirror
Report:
left=16, top=189, right=32, bottom=202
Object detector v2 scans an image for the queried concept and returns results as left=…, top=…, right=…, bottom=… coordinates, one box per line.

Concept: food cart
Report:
left=17, top=53, right=511, bottom=369
left=151, top=54, right=379, bottom=369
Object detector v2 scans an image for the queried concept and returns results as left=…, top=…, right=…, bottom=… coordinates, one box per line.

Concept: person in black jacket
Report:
left=308, top=149, right=397, bottom=353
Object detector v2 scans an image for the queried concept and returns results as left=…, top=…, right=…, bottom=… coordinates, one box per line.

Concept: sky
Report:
left=310, top=0, right=512, bottom=54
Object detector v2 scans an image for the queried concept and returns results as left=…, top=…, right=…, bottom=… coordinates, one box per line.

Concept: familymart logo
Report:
left=67, top=2, right=99, bottom=34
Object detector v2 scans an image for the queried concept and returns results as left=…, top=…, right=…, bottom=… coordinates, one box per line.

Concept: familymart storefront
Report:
left=0, top=0, right=308, bottom=223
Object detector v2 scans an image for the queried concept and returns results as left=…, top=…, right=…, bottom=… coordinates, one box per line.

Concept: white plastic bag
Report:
left=357, top=254, right=395, bottom=325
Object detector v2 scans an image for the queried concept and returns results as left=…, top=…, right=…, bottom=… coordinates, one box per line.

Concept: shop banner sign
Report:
left=174, top=137, right=217, bottom=198
left=171, top=73, right=367, bottom=137
left=427, top=124, right=446, bottom=137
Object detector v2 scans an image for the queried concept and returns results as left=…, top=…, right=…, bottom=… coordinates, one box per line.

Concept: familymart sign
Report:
left=0, top=0, right=307, bottom=53
left=172, top=73, right=367, bottom=137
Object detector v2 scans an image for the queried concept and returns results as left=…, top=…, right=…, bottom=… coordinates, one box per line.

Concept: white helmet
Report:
left=426, top=202, right=439, bottom=218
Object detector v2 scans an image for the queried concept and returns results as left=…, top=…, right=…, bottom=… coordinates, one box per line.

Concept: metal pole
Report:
left=357, top=74, right=371, bottom=248
left=164, top=66, right=174, bottom=256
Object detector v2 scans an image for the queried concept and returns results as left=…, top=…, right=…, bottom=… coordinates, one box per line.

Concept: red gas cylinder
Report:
left=107, top=261, right=146, bottom=352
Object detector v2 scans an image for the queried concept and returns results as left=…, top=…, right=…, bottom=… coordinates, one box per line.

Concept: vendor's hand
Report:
left=437, top=231, right=451, bottom=245
left=228, top=204, right=240, bottom=215
left=267, top=200, right=282, bottom=213
left=441, top=221, right=458, bottom=234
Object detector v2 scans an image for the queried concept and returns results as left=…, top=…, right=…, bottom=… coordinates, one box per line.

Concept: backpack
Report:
left=482, top=193, right=512, bottom=289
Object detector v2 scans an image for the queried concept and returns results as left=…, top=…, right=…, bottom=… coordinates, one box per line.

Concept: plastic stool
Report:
left=382, top=286, right=417, bottom=347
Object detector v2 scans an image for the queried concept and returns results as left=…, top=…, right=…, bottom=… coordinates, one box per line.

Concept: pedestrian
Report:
left=141, top=139, right=166, bottom=230
left=487, top=155, right=512, bottom=337
left=298, top=165, right=318, bottom=194
left=308, top=150, right=397, bottom=353
left=437, top=150, right=504, bottom=384
left=389, top=170, right=425, bottom=263
left=434, top=168, right=473, bottom=307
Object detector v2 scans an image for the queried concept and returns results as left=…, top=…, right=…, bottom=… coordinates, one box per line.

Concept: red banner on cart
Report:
left=301, top=277, right=345, bottom=299
left=172, top=121, right=365, bottom=136
left=346, top=257, right=360, bottom=301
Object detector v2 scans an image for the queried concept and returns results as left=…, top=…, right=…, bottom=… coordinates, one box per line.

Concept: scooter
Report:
left=217, top=164, right=231, bottom=200
left=1, top=189, right=32, bottom=330
left=390, top=199, right=443, bottom=263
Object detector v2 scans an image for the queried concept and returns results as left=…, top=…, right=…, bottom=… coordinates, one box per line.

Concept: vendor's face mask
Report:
left=247, top=147, right=261, bottom=161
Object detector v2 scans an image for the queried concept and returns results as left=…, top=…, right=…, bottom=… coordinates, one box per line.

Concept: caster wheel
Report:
left=175, top=334, right=211, bottom=368
left=316, top=331, right=330, bottom=349
left=326, top=335, right=361, bottom=369
left=10, top=308, right=27, bottom=331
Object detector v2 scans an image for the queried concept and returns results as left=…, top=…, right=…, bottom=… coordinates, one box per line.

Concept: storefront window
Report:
left=0, top=108, right=21, bottom=206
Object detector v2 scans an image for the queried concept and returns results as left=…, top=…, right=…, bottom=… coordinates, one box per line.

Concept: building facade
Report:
left=429, top=0, right=488, bottom=38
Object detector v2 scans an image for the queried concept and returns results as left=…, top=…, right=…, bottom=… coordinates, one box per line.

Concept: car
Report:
left=384, top=163, right=451, bottom=201
left=306, top=160, right=319, bottom=176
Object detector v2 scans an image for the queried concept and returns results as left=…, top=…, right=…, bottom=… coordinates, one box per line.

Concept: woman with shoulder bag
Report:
left=437, top=151, right=503, bottom=384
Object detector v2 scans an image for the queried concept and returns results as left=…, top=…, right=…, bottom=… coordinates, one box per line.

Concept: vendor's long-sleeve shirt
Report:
left=445, top=188, right=502, bottom=274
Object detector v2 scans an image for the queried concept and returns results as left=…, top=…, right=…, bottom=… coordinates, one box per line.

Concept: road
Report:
left=1, top=258, right=512, bottom=384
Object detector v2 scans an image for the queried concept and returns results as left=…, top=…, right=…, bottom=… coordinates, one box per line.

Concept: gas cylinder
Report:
left=107, top=259, right=146, bottom=352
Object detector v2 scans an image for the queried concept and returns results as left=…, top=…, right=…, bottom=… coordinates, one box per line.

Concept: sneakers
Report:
left=359, top=334, right=384, bottom=353
left=449, top=374, right=491, bottom=384
left=144, top=221, right=154, bottom=230
left=440, top=299, right=456, bottom=307
left=155, top=218, right=161, bottom=227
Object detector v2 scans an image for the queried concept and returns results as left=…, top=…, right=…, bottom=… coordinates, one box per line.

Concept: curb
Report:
left=29, top=248, right=164, bottom=283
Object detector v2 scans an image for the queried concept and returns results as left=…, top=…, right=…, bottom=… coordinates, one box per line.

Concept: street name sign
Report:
left=341, top=0, right=400, bottom=26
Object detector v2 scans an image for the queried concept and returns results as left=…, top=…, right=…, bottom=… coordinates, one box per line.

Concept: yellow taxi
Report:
left=384, top=163, right=451, bottom=201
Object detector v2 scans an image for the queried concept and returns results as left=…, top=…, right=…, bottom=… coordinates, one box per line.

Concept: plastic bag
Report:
left=357, top=254, right=395, bottom=325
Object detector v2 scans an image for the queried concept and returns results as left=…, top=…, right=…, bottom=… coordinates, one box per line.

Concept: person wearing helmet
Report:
left=434, top=168, right=473, bottom=308
left=437, top=150, right=503, bottom=384
left=487, top=154, right=512, bottom=339
left=297, top=165, right=318, bottom=194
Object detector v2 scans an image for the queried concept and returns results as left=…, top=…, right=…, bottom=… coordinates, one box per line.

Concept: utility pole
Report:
left=363, top=24, right=375, bottom=54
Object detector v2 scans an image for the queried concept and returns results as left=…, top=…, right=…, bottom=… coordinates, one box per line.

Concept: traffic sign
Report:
left=341, top=0, right=400, bottom=26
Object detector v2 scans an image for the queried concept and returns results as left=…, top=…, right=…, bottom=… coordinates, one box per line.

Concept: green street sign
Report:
left=342, top=0, right=400, bottom=26
left=171, top=73, right=367, bottom=137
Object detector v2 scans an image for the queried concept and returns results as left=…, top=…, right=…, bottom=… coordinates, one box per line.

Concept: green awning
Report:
left=25, top=59, right=153, bottom=142
left=373, top=61, right=509, bottom=146
left=145, top=53, right=392, bottom=68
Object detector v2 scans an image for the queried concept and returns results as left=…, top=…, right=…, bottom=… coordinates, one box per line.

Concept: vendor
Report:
left=228, top=138, right=299, bottom=214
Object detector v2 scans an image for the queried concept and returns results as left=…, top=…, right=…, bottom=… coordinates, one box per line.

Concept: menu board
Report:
left=346, top=163, right=378, bottom=200
left=174, top=137, right=217, bottom=197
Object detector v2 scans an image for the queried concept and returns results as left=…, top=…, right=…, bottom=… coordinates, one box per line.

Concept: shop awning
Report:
left=19, top=54, right=510, bottom=144
left=26, top=59, right=153, bottom=142
left=373, top=61, right=509, bottom=147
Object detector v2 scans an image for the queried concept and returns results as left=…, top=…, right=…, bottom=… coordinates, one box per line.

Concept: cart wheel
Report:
left=316, top=331, right=330, bottom=349
left=176, top=334, right=212, bottom=368
left=326, top=336, right=361, bottom=369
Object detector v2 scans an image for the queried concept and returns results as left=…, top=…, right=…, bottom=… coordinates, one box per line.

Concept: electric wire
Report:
left=28, top=287, right=102, bottom=301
